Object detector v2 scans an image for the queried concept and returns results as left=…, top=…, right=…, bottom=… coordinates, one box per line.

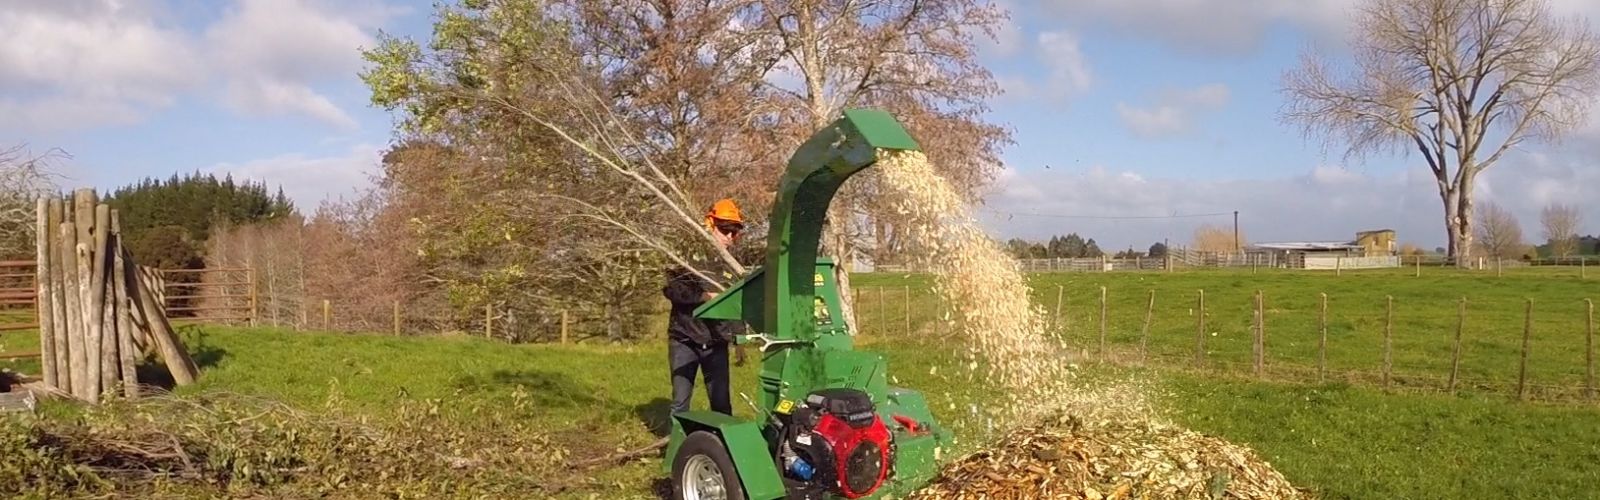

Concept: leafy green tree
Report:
left=105, top=172, right=295, bottom=268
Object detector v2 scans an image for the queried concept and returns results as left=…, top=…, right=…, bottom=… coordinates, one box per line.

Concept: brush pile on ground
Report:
left=908, top=413, right=1311, bottom=499
left=0, top=388, right=571, bottom=499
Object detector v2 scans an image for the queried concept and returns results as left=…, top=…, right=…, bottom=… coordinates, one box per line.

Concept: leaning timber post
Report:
left=1519, top=299, right=1532, bottom=401
left=131, top=267, right=198, bottom=385
left=112, top=212, right=138, bottom=398
left=48, top=199, right=68, bottom=393
left=1586, top=299, right=1594, bottom=402
left=60, top=221, right=82, bottom=396
left=1098, top=286, right=1108, bottom=361
left=1140, top=290, right=1155, bottom=364
left=1383, top=296, right=1393, bottom=390
left=1195, top=289, right=1206, bottom=368
left=94, top=204, right=117, bottom=398
left=1450, top=298, right=1465, bottom=393
left=1319, top=293, right=1328, bottom=383
left=35, top=198, right=57, bottom=388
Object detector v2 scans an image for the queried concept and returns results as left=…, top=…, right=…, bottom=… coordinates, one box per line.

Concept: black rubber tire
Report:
left=671, top=430, right=748, bottom=500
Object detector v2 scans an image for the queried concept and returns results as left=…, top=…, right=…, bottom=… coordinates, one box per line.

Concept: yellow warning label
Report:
left=813, top=273, right=825, bottom=286
left=775, top=400, right=795, bottom=414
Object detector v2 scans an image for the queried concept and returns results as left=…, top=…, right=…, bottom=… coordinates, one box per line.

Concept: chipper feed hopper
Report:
left=665, top=109, right=953, bottom=500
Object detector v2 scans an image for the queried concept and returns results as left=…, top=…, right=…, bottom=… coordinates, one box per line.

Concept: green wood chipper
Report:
left=664, top=109, right=953, bottom=500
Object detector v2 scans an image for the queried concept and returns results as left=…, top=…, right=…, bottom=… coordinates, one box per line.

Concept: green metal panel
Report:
left=842, top=108, right=921, bottom=151
left=666, top=411, right=788, bottom=500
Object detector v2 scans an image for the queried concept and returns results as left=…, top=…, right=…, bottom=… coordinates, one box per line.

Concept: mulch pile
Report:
left=908, top=415, right=1313, bottom=500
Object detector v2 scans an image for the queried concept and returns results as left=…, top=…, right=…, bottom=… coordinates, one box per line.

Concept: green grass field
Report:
left=851, top=267, right=1600, bottom=400
left=3, top=268, right=1600, bottom=498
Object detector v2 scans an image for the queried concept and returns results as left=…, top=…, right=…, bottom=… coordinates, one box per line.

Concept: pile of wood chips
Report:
left=908, top=415, right=1311, bottom=500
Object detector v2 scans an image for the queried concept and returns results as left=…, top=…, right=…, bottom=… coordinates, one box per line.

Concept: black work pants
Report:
left=670, top=339, right=731, bottom=415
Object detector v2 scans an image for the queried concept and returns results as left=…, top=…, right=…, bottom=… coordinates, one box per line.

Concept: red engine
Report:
left=778, top=388, right=894, bottom=499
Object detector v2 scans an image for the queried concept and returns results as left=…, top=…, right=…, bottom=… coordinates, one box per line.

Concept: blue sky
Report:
left=5, top=0, right=1600, bottom=252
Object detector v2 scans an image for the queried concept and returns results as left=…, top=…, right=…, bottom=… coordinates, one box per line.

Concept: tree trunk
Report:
left=1456, top=174, right=1476, bottom=267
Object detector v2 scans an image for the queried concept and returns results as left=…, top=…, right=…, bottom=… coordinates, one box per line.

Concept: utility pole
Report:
left=1233, top=211, right=1240, bottom=254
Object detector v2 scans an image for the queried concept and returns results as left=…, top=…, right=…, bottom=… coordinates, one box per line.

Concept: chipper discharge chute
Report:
left=664, top=109, right=952, bottom=500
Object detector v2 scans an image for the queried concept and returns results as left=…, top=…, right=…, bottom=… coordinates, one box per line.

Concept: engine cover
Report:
left=784, top=388, right=892, bottom=499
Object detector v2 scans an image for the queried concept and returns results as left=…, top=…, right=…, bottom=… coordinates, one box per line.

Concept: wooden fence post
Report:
left=1195, top=289, right=1206, bottom=368
left=322, top=299, right=330, bottom=330
left=1519, top=299, right=1532, bottom=401
left=1140, top=290, right=1155, bottom=363
left=1383, top=295, right=1393, bottom=390
left=1098, top=286, right=1108, bottom=360
left=1497, top=258, right=1503, bottom=278
left=1586, top=298, right=1594, bottom=402
left=392, top=300, right=400, bottom=335
left=561, top=309, right=570, bottom=344
left=1336, top=256, right=1342, bottom=276
left=1319, top=292, right=1328, bottom=383
left=878, top=286, right=886, bottom=334
left=903, top=285, right=910, bottom=336
left=1254, top=290, right=1265, bottom=378
left=1052, top=285, right=1064, bottom=332
left=247, top=268, right=258, bottom=328
left=1450, top=297, right=1465, bottom=393
left=1415, top=256, right=1421, bottom=277
left=1581, top=257, right=1587, bottom=279
left=485, top=303, right=492, bottom=338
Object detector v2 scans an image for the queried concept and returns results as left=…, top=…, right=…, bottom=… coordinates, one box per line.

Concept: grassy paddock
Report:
left=851, top=267, right=1600, bottom=401
left=2, top=323, right=1597, bottom=498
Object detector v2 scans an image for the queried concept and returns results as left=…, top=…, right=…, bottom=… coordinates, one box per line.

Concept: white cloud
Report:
left=0, top=0, right=400, bottom=133
left=0, top=0, right=202, bottom=131
left=1035, top=31, right=1093, bottom=97
left=205, top=0, right=392, bottom=130
left=1115, top=83, right=1230, bottom=139
left=202, top=144, right=383, bottom=210
left=1037, top=0, right=1354, bottom=55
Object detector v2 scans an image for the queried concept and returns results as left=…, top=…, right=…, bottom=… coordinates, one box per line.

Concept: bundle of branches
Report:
left=0, top=388, right=576, bottom=498
left=909, top=413, right=1311, bottom=500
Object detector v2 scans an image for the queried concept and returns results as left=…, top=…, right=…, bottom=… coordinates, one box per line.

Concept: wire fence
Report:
left=846, top=281, right=1599, bottom=408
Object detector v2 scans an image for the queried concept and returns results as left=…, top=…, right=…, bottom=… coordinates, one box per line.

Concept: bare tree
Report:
left=1540, top=201, right=1582, bottom=257
left=1192, top=224, right=1244, bottom=254
left=1282, top=0, right=1600, bottom=266
left=1475, top=201, right=1526, bottom=259
left=0, top=145, right=62, bottom=258
left=750, top=0, right=1012, bottom=334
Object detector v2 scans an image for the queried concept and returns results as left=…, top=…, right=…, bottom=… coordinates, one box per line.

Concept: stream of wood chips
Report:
left=875, top=150, right=1311, bottom=499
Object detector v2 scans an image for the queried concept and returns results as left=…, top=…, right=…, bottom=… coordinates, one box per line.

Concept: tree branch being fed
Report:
left=467, top=87, right=746, bottom=278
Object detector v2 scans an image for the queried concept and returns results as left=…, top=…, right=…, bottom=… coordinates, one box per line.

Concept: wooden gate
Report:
left=0, top=260, right=37, bottom=332
left=154, top=267, right=257, bottom=326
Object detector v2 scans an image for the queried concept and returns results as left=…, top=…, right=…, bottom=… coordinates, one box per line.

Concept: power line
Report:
left=979, top=208, right=1233, bottom=221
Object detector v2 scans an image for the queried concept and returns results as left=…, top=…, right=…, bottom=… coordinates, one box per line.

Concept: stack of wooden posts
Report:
left=33, top=189, right=199, bottom=404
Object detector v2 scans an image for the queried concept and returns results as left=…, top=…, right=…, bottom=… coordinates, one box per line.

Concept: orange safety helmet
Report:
left=706, top=198, right=744, bottom=234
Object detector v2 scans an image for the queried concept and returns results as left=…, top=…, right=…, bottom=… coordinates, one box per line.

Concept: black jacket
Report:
left=663, top=266, right=741, bottom=345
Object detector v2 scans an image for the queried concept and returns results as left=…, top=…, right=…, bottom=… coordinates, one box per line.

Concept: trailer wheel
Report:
left=672, top=430, right=747, bottom=500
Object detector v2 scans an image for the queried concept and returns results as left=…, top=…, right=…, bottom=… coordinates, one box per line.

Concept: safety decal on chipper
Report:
left=776, top=399, right=795, bottom=414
